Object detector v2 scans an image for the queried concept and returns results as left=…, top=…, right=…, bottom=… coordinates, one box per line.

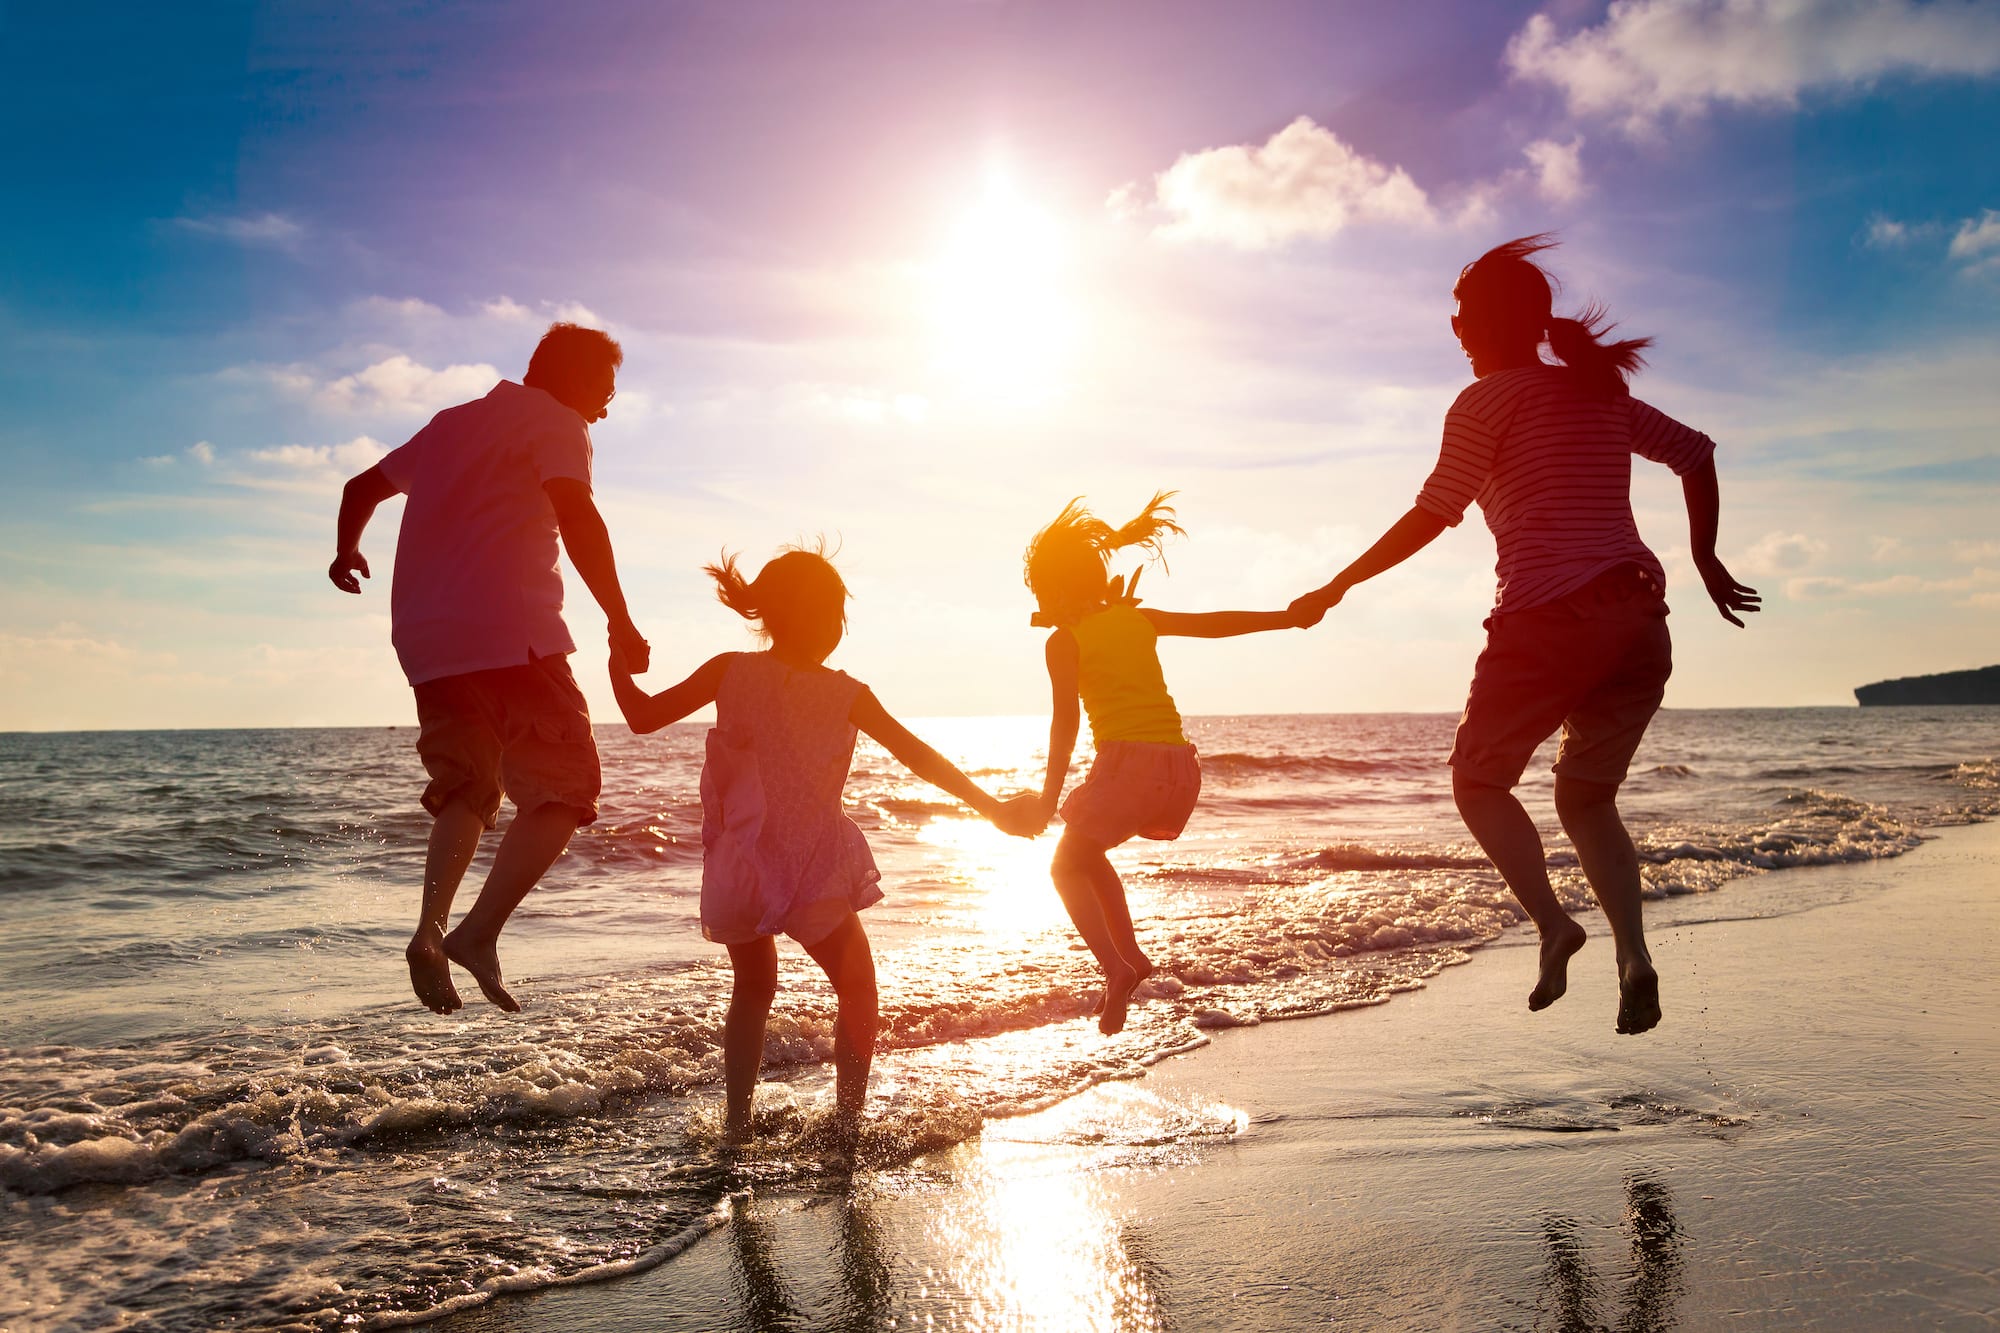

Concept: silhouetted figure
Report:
left=1025, top=494, right=1313, bottom=1034
left=1535, top=1173, right=1686, bottom=1332
left=609, top=545, right=1039, bottom=1152
left=329, top=322, right=651, bottom=1015
left=1293, top=237, right=1758, bottom=1035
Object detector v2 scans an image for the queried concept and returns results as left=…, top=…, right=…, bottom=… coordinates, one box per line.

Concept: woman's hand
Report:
left=1694, top=554, right=1760, bottom=627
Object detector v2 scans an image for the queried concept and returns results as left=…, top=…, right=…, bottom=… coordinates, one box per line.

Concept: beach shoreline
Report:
left=441, top=818, right=2000, bottom=1331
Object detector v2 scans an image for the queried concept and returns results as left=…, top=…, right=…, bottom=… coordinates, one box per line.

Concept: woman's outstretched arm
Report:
left=609, top=649, right=731, bottom=734
left=1680, top=457, right=1761, bottom=627
left=1291, top=506, right=1450, bottom=623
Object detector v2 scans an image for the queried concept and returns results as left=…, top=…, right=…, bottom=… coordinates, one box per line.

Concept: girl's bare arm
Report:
left=850, top=689, right=1010, bottom=823
left=1040, top=629, right=1082, bottom=819
left=609, top=650, right=732, bottom=734
left=1140, top=607, right=1311, bottom=638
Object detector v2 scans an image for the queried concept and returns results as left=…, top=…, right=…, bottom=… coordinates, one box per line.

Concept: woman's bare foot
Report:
left=1528, top=919, right=1588, bottom=1012
left=1615, top=956, right=1661, bottom=1034
left=1098, top=958, right=1155, bottom=1036
left=406, top=927, right=462, bottom=1014
left=441, top=927, right=521, bottom=1012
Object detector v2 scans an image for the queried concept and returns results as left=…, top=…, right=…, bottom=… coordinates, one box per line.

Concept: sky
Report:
left=2, top=0, right=1998, bottom=731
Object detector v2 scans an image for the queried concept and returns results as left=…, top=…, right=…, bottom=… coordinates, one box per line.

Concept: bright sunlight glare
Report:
left=929, top=171, right=1079, bottom=406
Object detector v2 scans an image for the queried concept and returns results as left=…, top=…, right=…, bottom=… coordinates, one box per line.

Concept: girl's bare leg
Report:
left=1554, top=776, right=1660, bottom=1035
left=722, top=938, right=780, bottom=1143
left=1052, top=832, right=1150, bottom=1034
left=1453, top=771, right=1588, bottom=1012
left=801, top=913, right=878, bottom=1121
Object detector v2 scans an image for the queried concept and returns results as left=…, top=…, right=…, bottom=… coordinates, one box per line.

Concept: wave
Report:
left=1198, top=751, right=1432, bottom=779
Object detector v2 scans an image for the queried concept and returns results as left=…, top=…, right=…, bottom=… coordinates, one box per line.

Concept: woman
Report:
left=1292, top=235, right=1759, bottom=1035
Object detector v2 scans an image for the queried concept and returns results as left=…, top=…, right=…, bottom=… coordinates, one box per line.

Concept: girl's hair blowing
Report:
left=1024, top=491, right=1185, bottom=608
left=704, top=542, right=848, bottom=646
left=1455, top=234, right=1654, bottom=396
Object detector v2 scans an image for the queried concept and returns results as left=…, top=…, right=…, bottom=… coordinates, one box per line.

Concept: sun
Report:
left=929, top=172, right=1079, bottom=406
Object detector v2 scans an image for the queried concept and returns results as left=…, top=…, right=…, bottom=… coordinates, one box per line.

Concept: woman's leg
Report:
left=801, top=913, right=879, bottom=1119
left=1553, top=776, right=1659, bottom=1034
left=1051, top=831, right=1149, bottom=1034
left=722, top=938, right=780, bottom=1142
left=1452, top=770, right=1588, bottom=1011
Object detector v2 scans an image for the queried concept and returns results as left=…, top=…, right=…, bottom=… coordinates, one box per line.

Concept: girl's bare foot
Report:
left=1528, top=919, right=1588, bottom=1012
left=441, top=927, right=521, bottom=1012
left=406, top=927, right=462, bottom=1014
left=1616, top=957, right=1661, bottom=1034
left=1098, top=958, right=1155, bottom=1036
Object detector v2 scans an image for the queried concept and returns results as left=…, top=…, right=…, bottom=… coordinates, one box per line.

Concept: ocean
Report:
left=2, top=707, right=1997, bottom=1330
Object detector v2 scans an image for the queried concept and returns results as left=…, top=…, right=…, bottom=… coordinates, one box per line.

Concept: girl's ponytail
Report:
left=705, top=551, right=760, bottom=621
left=1545, top=304, right=1653, bottom=398
left=1104, top=490, right=1186, bottom=564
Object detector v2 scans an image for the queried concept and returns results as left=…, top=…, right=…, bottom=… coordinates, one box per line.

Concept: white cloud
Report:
left=313, top=356, right=499, bottom=416
left=170, top=211, right=307, bottom=250
left=1508, top=0, right=2000, bottom=131
left=1869, top=535, right=1905, bottom=561
left=188, top=441, right=216, bottom=466
left=1863, top=215, right=1913, bottom=248
left=1948, top=209, right=2000, bottom=264
left=1951, top=539, right=2000, bottom=562
left=1142, top=116, right=1435, bottom=249
left=1523, top=137, right=1587, bottom=203
left=1740, top=530, right=1829, bottom=575
left=245, top=436, right=388, bottom=473
left=482, top=296, right=533, bottom=321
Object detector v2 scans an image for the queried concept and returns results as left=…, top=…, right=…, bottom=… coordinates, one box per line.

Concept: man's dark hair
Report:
left=523, top=323, right=623, bottom=401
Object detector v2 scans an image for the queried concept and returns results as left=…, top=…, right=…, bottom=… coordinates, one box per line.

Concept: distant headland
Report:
left=1855, top=665, right=2000, bottom=706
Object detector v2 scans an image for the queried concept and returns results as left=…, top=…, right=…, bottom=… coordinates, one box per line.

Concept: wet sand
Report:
left=441, top=819, right=2000, bottom=1331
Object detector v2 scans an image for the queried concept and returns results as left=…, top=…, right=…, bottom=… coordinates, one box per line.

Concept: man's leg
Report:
left=1554, top=776, right=1659, bottom=1034
left=1453, top=770, right=1588, bottom=1011
left=442, top=801, right=582, bottom=1012
left=407, top=798, right=485, bottom=1014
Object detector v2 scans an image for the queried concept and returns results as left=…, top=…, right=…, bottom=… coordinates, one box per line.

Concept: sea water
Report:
left=1, top=708, right=1996, bottom=1329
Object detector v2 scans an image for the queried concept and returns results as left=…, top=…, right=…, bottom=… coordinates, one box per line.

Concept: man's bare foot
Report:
left=1098, top=958, right=1155, bottom=1036
left=406, top=927, right=462, bottom=1014
left=1616, top=957, right=1661, bottom=1035
left=441, top=927, right=521, bottom=1012
left=1528, top=919, right=1588, bottom=1012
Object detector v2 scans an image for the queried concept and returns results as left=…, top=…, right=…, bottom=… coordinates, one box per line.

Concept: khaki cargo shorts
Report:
left=411, top=653, right=601, bottom=827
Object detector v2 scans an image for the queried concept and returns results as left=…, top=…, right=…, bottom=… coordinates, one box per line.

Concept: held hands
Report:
left=1694, top=554, right=1761, bottom=628
left=990, top=792, right=1050, bottom=839
left=1287, top=583, right=1343, bottom=629
left=328, top=551, right=370, bottom=594
left=608, top=619, right=652, bottom=675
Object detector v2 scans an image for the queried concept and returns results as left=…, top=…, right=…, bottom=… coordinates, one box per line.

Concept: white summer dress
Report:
left=699, top=652, right=883, bottom=946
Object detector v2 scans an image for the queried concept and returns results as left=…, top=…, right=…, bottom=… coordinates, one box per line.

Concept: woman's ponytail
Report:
left=1545, top=303, right=1653, bottom=398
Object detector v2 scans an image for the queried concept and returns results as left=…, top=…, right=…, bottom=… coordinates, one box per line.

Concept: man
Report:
left=330, top=322, right=650, bottom=1014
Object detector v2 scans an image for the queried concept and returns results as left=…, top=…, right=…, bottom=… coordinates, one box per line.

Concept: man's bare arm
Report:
left=545, top=477, right=649, bottom=673
left=330, top=465, right=398, bottom=593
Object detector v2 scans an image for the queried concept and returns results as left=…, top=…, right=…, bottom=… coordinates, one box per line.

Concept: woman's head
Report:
left=1452, top=234, right=1652, bottom=395
left=1023, top=492, right=1184, bottom=622
left=706, top=543, right=849, bottom=662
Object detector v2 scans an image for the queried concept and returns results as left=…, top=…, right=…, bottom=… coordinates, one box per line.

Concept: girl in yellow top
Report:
left=1025, top=493, right=1310, bottom=1034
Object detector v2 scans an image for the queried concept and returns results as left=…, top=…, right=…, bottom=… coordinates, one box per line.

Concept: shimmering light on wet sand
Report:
left=909, top=1083, right=1244, bottom=1332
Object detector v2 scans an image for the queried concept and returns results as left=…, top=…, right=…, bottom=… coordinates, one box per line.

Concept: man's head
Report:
left=523, top=323, right=623, bottom=422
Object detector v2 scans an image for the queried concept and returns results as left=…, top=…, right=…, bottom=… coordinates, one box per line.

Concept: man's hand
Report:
left=329, top=551, right=370, bottom=594
left=1694, top=554, right=1760, bottom=628
left=610, top=619, right=651, bottom=675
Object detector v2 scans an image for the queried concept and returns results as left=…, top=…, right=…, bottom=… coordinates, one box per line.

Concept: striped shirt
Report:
left=1414, top=365, right=1714, bottom=614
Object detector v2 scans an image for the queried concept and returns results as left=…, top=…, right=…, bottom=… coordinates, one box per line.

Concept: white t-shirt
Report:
left=1414, top=365, right=1714, bottom=614
left=377, top=380, right=593, bottom=685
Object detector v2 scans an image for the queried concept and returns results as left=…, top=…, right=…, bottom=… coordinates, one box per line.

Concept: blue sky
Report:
left=3, top=0, right=1998, bottom=729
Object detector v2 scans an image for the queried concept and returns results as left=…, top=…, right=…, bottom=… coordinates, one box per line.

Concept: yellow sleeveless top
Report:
left=1071, top=604, right=1186, bottom=745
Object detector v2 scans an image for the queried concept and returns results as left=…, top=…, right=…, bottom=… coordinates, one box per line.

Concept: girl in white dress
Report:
left=610, top=546, right=1037, bottom=1147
